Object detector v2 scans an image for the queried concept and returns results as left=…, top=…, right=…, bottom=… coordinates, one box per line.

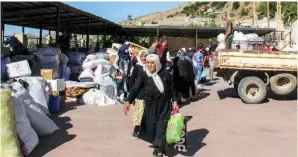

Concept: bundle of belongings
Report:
left=1, top=81, right=59, bottom=156
left=65, top=51, right=119, bottom=107
left=232, top=31, right=265, bottom=50
left=67, top=52, right=86, bottom=74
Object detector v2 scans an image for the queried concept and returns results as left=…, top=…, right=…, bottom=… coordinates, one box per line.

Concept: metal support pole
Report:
left=103, top=22, right=107, bottom=44
left=86, top=16, right=90, bottom=48
left=267, top=1, right=270, bottom=28
left=56, top=6, right=60, bottom=43
left=1, top=3, right=3, bottom=43
left=273, top=30, right=276, bottom=43
left=22, top=26, right=25, bottom=34
left=157, top=27, right=159, bottom=37
left=39, top=24, right=42, bottom=47
left=195, top=29, right=198, bottom=49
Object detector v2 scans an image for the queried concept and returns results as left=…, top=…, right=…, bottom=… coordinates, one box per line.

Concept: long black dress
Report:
left=126, top=68, right=177, bottom=152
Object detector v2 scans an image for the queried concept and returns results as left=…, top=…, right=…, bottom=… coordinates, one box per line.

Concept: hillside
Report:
left=120, top=2, right=257, bottom=26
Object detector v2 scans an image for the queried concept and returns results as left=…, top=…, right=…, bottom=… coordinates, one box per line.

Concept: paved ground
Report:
left=29, top=77, right=297, bottom=157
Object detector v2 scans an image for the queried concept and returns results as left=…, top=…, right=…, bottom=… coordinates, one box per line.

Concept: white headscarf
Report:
left=137, top=50, right=148, bottom=71
left=146, top=54, right=164, bottom=93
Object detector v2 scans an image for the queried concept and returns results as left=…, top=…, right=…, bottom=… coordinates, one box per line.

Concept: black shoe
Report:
left=132, top=132, right=139, bottom=140
left=153, top=149, right=164, bottom=157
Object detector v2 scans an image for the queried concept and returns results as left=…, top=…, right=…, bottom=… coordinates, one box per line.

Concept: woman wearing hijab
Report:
left=124, top=54, right=179, bottom=157
left=127, top=50, right=148, bottom=140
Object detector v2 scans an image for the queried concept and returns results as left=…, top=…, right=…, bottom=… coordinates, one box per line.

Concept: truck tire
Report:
left=270, top=73, right=297, bottom=95
left=238, top=76, right=267, bottom=104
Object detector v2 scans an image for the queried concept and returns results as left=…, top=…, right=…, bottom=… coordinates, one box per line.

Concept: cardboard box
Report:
left=6, top=60, right=32, bottom=78
left=41, top=69, right=59, bottom=80
left=47, top=79, right=65, bottom=92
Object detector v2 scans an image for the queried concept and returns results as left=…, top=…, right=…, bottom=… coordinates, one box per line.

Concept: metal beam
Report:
left=3, top=12, right=75, bottom=20
left=87, top=16, right=90, bottom=48
left=22, top=25, right=25, bottom=34
left=157, top=27, right=159, bottom=37
left=56, top=6, right=60, bottom=43
left=3, top=4, right=55, bottom=13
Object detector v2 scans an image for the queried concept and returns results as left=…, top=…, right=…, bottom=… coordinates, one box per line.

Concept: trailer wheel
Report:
left=238, top=77, right=267, bottom=104
left=270, top=73, right=297, bottom=95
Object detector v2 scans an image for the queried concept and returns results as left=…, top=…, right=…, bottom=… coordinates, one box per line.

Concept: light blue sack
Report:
left=201, top=69, right=207, bottom=78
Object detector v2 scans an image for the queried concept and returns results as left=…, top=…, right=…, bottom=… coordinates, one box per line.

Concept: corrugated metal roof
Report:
left=2, top=2, right=125, bottom=35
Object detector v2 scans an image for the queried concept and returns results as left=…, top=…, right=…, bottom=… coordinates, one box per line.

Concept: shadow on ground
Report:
left=28, top=101, right=77, bottom=157
left=166, top=128, right=209, bottom=157
left=180, top=89, right=211, bottom=108
left=217, top=87, right=297, bottom=103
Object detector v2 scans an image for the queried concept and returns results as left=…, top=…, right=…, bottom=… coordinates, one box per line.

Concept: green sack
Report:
left=166, top=113, right=184, bottom=144
left=1, top=87, right=22, bottom=157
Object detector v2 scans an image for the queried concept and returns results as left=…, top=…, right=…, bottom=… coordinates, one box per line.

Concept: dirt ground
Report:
left=29, top=77, right=297, bottom=157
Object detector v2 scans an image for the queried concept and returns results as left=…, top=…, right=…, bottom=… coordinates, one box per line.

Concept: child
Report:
left=193, top=44, right=205, bottom=87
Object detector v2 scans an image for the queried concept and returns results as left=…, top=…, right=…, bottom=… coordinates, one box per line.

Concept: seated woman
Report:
left=124, top=54, right=179, bottom=157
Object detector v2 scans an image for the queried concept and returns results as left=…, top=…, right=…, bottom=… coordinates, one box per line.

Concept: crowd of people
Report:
left=110, top=36, right=218, bottom=157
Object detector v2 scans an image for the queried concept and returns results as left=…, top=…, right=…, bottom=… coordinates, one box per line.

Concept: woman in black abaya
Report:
left=124, top=54, right=179, bottom=157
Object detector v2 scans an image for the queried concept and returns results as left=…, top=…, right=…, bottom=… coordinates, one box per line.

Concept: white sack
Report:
left=86, top=53, right=110, bottom=61
left=81, top=88, right=116, bottom=106
left=82, top=58, right=109, bottom=70
left=11, top=82, right=39, bottom=155
left=78, top=69, right=94, bottom=81
left=11, top=82, right=59, bottom=136
left=216, top=41, right=226, bottom=51
left=217, top=33, right=225, bottom=43
left=66, top=81, right=97, bottom=88
left=36, top=47, right=61, bottom=56
left=18, top=77, right=50, bottom=115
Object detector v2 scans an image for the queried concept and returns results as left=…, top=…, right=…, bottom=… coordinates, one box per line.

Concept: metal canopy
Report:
left=123, top=26, right=276, bottom=37
left=2, top=2, right=125, bottom=35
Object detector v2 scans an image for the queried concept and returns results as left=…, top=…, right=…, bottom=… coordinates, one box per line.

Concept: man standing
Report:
left=156, top=36, right=168, bottom=68
left=117, top=41, right=131, bottom=102
left=148, top=36, right=160, bottom=54
left=222, top=12, right=233, bottom=49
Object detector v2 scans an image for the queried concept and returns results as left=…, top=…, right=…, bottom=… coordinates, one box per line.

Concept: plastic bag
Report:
left=166, top=112, right=184, bottom=144
left=81, top=88, right=116, bottom=106
left=18, top=77, right=50, bottom=115
left=78, top=69, right=94, bottom=81
left=201, top=69, right=207, bottom=78
left=0, top=87, right=23, bottom=157
left=11, top=82, right=39, bottom=155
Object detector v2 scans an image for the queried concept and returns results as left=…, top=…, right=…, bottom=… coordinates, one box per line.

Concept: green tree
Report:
left=127, top=14, right=132, bottom=21
left=257, top=2, right=276, bottom=19
left=282, top=2, right=297, bottom=26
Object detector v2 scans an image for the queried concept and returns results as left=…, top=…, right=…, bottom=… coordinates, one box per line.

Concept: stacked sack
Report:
left=36, top=47, right=61, bottom=69
left=232, top=31, right=265, bottom=50
left=68, top=52, right=86, bottom=74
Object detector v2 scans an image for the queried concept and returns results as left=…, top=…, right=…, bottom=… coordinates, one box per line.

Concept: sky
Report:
left=4, top=2, right=184, bottom=37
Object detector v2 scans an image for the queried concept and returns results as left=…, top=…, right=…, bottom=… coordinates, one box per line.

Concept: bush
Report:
left=232, top=2, right=240, bottom=10
left=257, top=2, right=276, bottom=19
left=240, top=8, right=249, bottom=17
left=211, top=2, right=227, bottom=10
